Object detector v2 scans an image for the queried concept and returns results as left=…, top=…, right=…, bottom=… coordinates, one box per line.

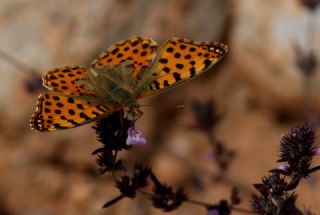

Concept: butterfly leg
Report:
left=133, top=108, right=144, bottom=121
left=126, top=106, right=143, bottom=122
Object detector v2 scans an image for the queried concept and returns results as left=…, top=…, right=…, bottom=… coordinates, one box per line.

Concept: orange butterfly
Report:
left=30, top=37, right=228, bottom=131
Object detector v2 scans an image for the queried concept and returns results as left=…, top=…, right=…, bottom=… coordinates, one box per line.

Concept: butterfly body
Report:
left=31, top=37, right=227, bottom=132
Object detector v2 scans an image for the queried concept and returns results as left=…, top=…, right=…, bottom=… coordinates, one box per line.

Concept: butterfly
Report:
left=30, top=37, right=228, bottom=131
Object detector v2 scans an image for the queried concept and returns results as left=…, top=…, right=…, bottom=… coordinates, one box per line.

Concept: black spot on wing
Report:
left=159, top=58, right=168, bottom=64
left=142, top=43, right=149, bottom=49
left=203, top=59, right=212, bottom=70
left=111, top=48, right=119, bottom=55
left=173, top=72, right=181, bottom=81
left=190, top=67, right=196, bottom=77
left=163, top=80, right=169, bottom=87
left=174, top=53, right=181, bottom=58
left=80, top=112, right=91, bottom=120
left=166, top=47, right=174, bottom=53
left=67, top=97, right=74, bottom=103
left=96, top=106, right=107, bottom=113
left=51, top=82, right=59, bottom=87
left=180, top=44, right=187, bottom=50
left=152, top=80, right=160, bottom=90
left=141, top=51, right=147, bottom=56
left=56, top=102, right=64, bottom=107
left=189, top=47, right=196, bottom=52
left=163, top=67, right=170, bottom=73
left=131, top=40, right=139, bottom=46
left=53, top=123, right=65, bottom=129
left=76, top=104, right=84, bottom=110
left=67, top=119, right=81, bottom=126
left=49, top=75, right=57, bottom=80
left=184, top=54, right=192, bottom=59
left=68, top=109, right=75, bottom=115
left=52, top=96, right=60, bottom=101
left=176, top=64, right=184, bottom=69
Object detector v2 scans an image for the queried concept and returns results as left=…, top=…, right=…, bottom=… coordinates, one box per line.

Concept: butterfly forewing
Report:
left=91, top=36, right=158, bottom=78
left=42, top=66, right=94, bottom=96
left=30, top=93, right=121, bottom=131
left=138, top=38, right=227, bottom=97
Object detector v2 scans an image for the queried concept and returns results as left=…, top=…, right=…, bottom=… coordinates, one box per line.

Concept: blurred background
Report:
left=0, top=0, right=320, bottom=214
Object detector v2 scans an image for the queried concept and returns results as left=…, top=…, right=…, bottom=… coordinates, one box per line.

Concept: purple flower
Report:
left=126, top=127, right=147, bottom=146
left=208, top=209, right=219, bottom=215
left=204, top=152, right=215, bottom=161
left=313, top=146, right=320, bottom=156
left=278, top=164, right=290, bottom=172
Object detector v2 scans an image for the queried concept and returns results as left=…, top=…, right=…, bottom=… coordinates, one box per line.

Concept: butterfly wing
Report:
left=138, top=38, right=228, bottom=97
left=30, top=93, right=121, bottom=131
left=42, top=66, right=94, bottom=96
left=91, top=36, right=158, bottom=78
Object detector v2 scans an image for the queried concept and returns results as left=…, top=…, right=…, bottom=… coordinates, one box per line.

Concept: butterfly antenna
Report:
left=140, top=104, right=185, bottom=110
left=0, top=48, right=38, bottom=75
left=0, top=48, right=43, bottom=93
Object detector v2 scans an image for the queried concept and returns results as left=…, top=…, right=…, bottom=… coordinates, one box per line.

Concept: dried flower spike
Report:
left=149, top=172, right=188, bottom=212
left=93, top=111, right=132, bottom=151
left=276, top=123, right=316, bottom=180
left=300, top=0, right=320, bottom=10
left=295, top=48, right=317, bottom=77
left=252, top=124, right=319, bottom=215
left=190, top=99, right=221, bottom=132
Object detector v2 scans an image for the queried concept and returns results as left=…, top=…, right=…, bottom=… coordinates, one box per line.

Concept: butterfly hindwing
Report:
left=138, top=38, right=228, bottom=97
left=91, top=36, right=158, bottom=78
left=30, top=93, right=121, bottom=131
left=42, top=66, right=94, bottom=96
